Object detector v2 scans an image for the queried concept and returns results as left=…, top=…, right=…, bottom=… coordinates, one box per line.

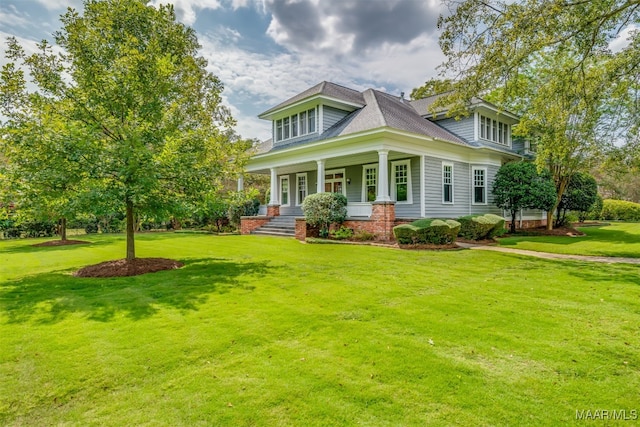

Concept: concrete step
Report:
left=251, top=229, right=295, bottom=237
left=250, top=216, right=297, bottom=237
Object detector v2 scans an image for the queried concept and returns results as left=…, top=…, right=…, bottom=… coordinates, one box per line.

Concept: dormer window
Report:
left=275, top=107, right=317, bottom=143
left=479, top=115, right=510, bottom=146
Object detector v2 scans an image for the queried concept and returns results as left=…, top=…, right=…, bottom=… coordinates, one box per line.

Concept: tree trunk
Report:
left=511, top=210, right=517, bottom=234
left=126, top=199, right=135, bottom=261
left=60, top=217, right=67, bottom=241
left=548, top=176, right=571, bottom=230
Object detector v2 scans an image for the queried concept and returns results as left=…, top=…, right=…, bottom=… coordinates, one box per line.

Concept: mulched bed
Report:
left=505, top=226, right=586, bottom=237
left=32, top=239, right=91, bottom=247
left=74, top=258, right=184, bottom=278
left=397, top=243, right=461, bottom=250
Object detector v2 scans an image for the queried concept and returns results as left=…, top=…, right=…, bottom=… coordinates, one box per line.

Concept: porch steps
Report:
left=251, top=216, right=296, bottom=237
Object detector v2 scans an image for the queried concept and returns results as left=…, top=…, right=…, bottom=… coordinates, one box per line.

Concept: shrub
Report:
left=601, top=199, right=640, bottom=221
left=483, top=214, right=506, bottom=238
left=586, top=195, right=604, bottom=221
left=445, top=219, right=462, bottom=240
left=393, top=218, right=460, bottom=245
left=85, top=222, right=99, bottom=234
left=227, top=192, right=261, bottom=228
left=352, top=229, right=376, bottom=241
left=330, top=226, right=354, bottom=240
left=393, top=224, right=418, bottom=244
left=302, top=193, right=348, bottom=237
left=458, top=214, right=504, bottom=240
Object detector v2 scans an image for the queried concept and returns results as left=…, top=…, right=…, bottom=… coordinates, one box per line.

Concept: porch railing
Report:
left=346, top=202, right=372, bottom=217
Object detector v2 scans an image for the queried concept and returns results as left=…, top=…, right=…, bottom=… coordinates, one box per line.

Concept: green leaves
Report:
left=2, top=0, right=250, bottom=258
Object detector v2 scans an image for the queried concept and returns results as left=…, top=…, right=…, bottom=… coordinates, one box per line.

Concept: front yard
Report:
left=1, top=232, right=638, bottom=425
left=497, top=222, right=640, bottom=258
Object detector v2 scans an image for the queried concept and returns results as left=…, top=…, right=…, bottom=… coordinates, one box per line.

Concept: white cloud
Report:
left=32, top=0, right=83, bottom=11
left=0, top=5, right=31, bottom=30
left=609, top=24, right=639, bottom=53
left=148, top=0, right=223, bottom=25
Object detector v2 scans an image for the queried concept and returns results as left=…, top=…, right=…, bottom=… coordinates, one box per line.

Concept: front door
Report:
left=324, top=169, right=345, bottom=195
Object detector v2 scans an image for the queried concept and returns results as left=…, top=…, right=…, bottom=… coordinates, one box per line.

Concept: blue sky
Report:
left=0, top=0, right=449, bottom=141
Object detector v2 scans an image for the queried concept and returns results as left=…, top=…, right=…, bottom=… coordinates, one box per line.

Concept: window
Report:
left=442, top=163, right=453, bottom=203
left=296, top=173, right=307, bottom=206
left=308, top=108, right=316, bottom=133
left=392, top=160, right=412, bottom=203
left=472, top=167, right=486, bottom=204
left=283, top=117, right=290, bottom=139
left=299, top=111, right=307, bottom=135
left=478, top=114, right=510, bottom=146
left=291, top=113, right=298, bottom=138
left=362, top=164, right=377, bottom=202
left=274, top=107, right=318, bottom=142
left=280, top=176, right=290, bottom=206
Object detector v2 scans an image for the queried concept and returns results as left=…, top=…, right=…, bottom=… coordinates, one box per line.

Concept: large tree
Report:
left=416, top=0, right=639, bottom=229
left=492, top=161, right=557, bottom=233
left=2, top=0, right=250, bottom=260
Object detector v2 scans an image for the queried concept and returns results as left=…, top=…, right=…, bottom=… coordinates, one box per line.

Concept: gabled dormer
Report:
left=410, top=95, right=520, bottom=150
left=258, top=81, right=365, bottom=146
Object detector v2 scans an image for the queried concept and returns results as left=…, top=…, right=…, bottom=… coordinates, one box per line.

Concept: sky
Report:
left=0, top=0, right=449, bottom=141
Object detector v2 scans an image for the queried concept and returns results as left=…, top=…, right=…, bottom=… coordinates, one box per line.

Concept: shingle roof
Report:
left=259, top=81, right=365, bottom=118
left=266, top=86, right=472, bottom=152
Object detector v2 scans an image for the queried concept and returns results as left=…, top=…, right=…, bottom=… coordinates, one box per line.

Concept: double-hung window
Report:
left=362, top=164, right=377, bottom=202
left=442, top=163, right=453, bottom=204
left=296, top=173, right=307, bottom=206
left=472, top=167, right=486, bottom=204
left=392, top=160, right=412, bottom=203
left=279, top=176, right=290, bottom=207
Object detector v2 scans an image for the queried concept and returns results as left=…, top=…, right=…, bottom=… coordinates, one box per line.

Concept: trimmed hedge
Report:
left=393, top=218, right=461, bottom=245
left=458, top=214, right=505, bottom=240
left=600, top=199, right=640, bottom=221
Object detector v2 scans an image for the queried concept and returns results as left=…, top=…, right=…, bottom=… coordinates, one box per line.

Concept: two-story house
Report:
left=241, top=81, right=544, bottom=240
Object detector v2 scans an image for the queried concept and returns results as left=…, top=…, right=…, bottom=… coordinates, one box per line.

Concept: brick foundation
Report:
left=267, top=204, right=280, bottom=217
left=295, top=217, right=306, bottom=241
left=240, top=216, right=271, bottom=235
left=369, top=202, right=396, bottom=241
left=505, top=219, right=547, bottom=230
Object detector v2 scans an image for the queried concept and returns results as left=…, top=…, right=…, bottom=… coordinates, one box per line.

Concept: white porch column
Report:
left=316, top=159, right=325, bottom=193
left=376, top=150, right=391, bottom=202
left=269, top=168, right=279, bottom=205
left=237, top=175, right=244, bottom=192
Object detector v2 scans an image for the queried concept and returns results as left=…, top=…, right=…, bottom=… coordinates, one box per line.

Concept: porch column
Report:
left=376, top=150, right=391, bottom=202
left=316, top=159, right=325, bottom=193
left=237, top=175, right=244, bottom=192
left=269, top=168, right=279, bottom=205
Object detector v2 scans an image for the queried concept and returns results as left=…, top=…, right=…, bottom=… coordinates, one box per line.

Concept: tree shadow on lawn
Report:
left=0, top=258, right=275, bottom=324
left=567, top=263, right=640, bottom=287
left=0, top=238, right=113, bottom=255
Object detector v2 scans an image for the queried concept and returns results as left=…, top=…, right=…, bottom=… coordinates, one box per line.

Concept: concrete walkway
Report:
left=456, top=242, right=640, bottom=265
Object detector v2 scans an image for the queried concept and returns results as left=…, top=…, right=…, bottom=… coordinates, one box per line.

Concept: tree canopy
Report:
left=414, top=0, right=639, bottom=229
left=492, top=161, right=557, bottom=233
left=1, top=0, right=251, bottom=260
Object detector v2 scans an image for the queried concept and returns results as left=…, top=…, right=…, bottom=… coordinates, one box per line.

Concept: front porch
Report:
left=241, top=147, right=422, bottom=241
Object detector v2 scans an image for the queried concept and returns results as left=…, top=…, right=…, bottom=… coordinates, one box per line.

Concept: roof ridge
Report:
left=365, top=89, right=388, bottom=128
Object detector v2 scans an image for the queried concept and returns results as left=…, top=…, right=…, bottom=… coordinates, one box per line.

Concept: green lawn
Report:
left=1, top=233, right=639, bottom=426
left=497, top=222, right=640, bottom=258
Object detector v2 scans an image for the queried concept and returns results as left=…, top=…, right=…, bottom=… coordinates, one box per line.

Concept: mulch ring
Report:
left=74, top=258, right=184, bottom=278
left=32, top=239, right=91, bottom=247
